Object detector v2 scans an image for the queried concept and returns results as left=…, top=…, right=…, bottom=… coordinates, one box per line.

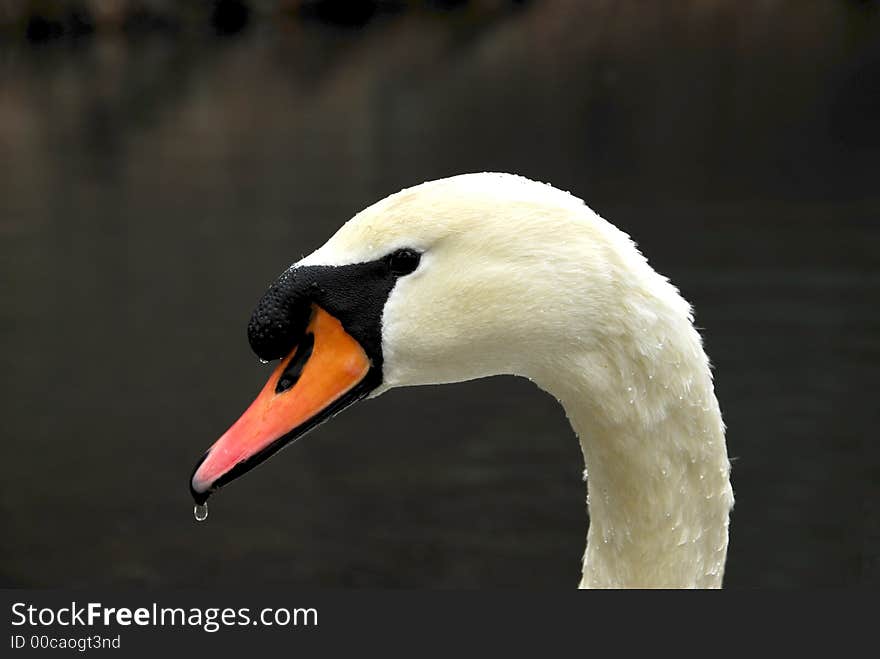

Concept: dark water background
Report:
left=1, top=1, right=878, bottom=587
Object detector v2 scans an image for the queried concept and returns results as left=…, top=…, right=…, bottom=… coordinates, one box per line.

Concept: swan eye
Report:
left=388, top=248, right=421, bottom=276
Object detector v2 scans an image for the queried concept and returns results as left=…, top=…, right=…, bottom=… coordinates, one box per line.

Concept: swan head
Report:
left=190, top=173, right=656, bottom=503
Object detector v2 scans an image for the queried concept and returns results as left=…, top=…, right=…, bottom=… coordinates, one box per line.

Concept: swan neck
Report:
left=539, top=335, right=733, bottom=588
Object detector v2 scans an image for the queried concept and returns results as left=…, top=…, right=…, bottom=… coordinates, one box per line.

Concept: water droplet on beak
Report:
left=193, top=503, right=209, bottom=522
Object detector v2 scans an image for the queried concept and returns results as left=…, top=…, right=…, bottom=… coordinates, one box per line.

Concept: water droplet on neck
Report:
left=193, top=503, right=208, bottom=522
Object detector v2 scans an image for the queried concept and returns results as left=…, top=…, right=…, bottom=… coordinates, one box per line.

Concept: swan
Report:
left=190, top=172, right=734, bottom=588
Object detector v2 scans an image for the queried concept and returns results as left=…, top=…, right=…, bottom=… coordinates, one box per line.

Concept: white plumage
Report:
left=301, top=173, right=734, bottom=588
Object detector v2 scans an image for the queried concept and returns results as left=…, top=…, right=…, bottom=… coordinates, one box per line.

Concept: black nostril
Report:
left=275, top=332, right=315, bottom=393
left=247, top=270, right=313, bottom=362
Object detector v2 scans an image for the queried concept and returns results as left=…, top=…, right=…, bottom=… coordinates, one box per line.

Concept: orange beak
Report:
left=190, top=305, right=372, bottom=503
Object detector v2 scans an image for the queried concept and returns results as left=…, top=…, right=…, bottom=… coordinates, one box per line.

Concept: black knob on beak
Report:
left=247, top=268, right=313, bottom=362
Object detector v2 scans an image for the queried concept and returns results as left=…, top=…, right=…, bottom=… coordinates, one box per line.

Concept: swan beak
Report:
left=190, top=305, right=372, bottom=504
